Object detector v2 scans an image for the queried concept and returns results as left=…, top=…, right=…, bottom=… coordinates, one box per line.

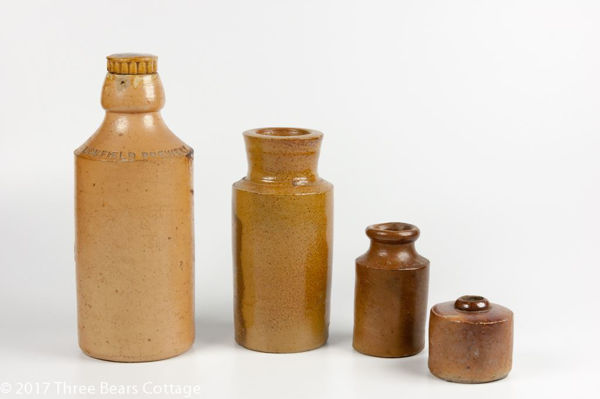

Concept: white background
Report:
left=1, top=1, right=599, bottom=398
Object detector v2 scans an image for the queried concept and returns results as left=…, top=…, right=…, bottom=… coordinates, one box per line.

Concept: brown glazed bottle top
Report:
left=366, top=222, right=420, bottom=244
left=107, top=53, right=157, bottom=74
left=432, top=295, right=512, bottom=324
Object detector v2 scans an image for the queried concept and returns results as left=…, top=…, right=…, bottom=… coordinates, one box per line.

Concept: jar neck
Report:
left=101, top=72, right=165, bottom=113
left=364, top=222, right=422, bottom=265
left=368, top=241, right=419, bottom=262
left=243, top=128, right=323, bottom=184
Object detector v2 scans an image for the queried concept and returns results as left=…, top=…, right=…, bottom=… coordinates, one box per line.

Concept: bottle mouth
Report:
left=244, top=127, right=322, bottom=140
left=365, top=222, right=420, bottom=243
left=454, top=295, right=490, bottom=312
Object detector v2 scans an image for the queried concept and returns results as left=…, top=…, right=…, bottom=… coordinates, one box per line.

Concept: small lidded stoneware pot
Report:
left=428, top=295, right=513, bottom=383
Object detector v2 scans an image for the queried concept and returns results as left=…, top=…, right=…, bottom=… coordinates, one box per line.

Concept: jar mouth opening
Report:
left=366, top=222, right=420, bottom=243
left=257, top=128, right=310, bottom=136
left=462, top=295, right=485, bottom=302
left=454, top=295, right=490, bottom=312
left=244, top=127, right=322, bottom=140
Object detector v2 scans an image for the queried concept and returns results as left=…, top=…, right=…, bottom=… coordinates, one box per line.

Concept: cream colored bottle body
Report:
left=75, top=55, right=194, bottom=362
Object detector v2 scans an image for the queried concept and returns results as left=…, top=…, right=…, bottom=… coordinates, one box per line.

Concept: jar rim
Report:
left=244, top=127, right=323, bottom=140
left=365, top=222, right=420, bottom=243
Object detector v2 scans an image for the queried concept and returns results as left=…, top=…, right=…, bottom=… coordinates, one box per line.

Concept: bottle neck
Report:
left=101, top=72, right=165, bottom=113
left=243, top=128, right=323, bottom=184
left=100, top=111, right=167, bottom=136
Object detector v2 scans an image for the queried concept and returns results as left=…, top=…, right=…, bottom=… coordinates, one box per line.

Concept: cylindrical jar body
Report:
left=428, top=296, right=513, bottom=383
left=75, top=55, right=194, bottom=362
left=233, top=128, right=333, bottom=353
left=353, top=223, right=429, bottom=357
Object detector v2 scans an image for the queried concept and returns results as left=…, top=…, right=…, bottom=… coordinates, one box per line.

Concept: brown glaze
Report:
left=233, top=127, right=333, bottom=353
left=428, top=295, right=513, bottom=383
left=353, top=223, right=429, bottom=357
left=74, top=54, right=194, bottom=362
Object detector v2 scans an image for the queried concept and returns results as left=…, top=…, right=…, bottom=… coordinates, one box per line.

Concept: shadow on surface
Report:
left=194, top=314, right=235, bottom=349
left=394, top=352, right=432, bottom=377
left=327, top=330, right=353, bottom=348
left=0, top=321, right=79, bottom=362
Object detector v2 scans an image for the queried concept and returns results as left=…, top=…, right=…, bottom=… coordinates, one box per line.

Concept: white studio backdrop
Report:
left=0, top=1, right=598, bottom=398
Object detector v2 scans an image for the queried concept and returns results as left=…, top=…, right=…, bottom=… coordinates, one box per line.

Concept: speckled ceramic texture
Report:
left=353, top=222, right=429, bottom=357
left=428, top=295, right=513, bottom=383
left=74, top=54, right=194, bottom=362
left=233, top=127, right=333, bottom=353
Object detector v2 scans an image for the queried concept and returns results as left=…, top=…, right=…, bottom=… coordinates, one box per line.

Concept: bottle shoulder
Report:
left=74, top=112, right=193, bottom=162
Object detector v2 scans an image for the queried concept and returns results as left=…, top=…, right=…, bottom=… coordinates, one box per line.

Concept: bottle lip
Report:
left=366, top=222, right=420, bottom=243
left=244, top=127, right=322, bottom=140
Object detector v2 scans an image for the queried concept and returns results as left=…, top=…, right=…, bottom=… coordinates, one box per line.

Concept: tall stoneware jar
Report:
left=353, top=222, right=429, bottom=357
left=233, top=127, right=333, bottom=353
left=75, top=54, right=194, bottom=362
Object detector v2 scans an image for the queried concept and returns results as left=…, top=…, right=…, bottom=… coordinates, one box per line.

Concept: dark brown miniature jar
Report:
left=428, top=295, right=514, bottom=383
left=353, top=222, right=429, bottom=357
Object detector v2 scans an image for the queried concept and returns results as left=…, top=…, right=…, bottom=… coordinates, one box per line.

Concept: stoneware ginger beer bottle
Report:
left=75, top=54, right=194, bottom=362
left=233, top=128, right=333, bottom=353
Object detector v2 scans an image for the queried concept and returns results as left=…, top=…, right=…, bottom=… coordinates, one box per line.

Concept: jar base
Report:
left=352, top=343, right=424, bottom=358
left=429, top=369, right=510, bottom=384
left=79, top=340, right=194, bottom=363
left=235, top=337, right=327, bottom=354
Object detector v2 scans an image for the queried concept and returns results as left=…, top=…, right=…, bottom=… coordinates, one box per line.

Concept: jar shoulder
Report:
left=431, top=302, right=513, bottom=324
left=233, top=177, right=333, bottom=196
left=356, top=252, right=429, bottom=271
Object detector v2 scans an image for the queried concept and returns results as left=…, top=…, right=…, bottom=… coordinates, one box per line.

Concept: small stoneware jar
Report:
left=353, top=222, right=429, bottom=357
left=428, top=295, right=514, bottom=383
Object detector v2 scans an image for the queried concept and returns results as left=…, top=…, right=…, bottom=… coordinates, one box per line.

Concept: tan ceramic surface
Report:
left=353, top=223, right=429, bottom=357
left=428, top=296, right=513, bottom=383
left=74, top=54, right=194, bottom=362
left=233, top=128, right=333, bottom=353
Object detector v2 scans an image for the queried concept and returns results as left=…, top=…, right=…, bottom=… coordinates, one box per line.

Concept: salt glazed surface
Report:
left=353, top=222, right=429, bottom=357
left=75, top=54, right=194, bottom=362
left=429, top=295, right=514, bottom=383
left=233, top=128, right=333, bottom=353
